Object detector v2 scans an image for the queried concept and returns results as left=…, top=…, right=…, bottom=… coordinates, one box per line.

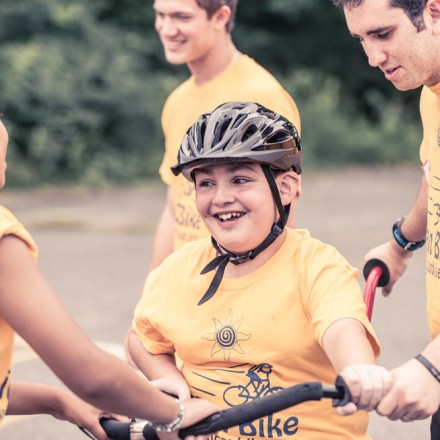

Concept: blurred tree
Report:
left=0, top=0, right=422, bottom=187
left=0, top=0, right=180, bottom=186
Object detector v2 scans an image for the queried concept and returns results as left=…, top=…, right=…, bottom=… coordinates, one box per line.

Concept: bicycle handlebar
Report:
left=99, top=376, right=351, bottom=440
left=362, top=259, right=390, bottom=321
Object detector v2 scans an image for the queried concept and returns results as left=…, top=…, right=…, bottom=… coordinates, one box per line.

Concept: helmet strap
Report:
left=197, top=165, right=290, bottom=305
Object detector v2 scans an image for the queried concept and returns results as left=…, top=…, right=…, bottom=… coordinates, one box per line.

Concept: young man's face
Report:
left=194, top=162, right=281, bottom=254
left=0, top=122, right=8, bottom=190
left=153, top=0, right=221, bottom=66
left=344, top=0, right=440, bottom=90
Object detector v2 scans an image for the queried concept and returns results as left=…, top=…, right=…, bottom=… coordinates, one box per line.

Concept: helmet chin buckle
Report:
left=271, top=224, right=283, bottom=236
left=229, top=250, right=255, bottom=265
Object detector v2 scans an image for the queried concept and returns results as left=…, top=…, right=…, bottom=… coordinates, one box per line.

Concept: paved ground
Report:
left=1, top=166, right=432, bottom=439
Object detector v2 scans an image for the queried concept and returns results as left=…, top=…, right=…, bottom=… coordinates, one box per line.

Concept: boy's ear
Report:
left=278, top=171, right=302, bottom=205
left=212, top=5, right=232, bottom=30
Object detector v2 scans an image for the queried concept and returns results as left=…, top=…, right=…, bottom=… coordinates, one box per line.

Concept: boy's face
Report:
left=0, top=122, right=8, bottom=189
left=344, top=0, right=440, bottom=90
left=153, top=0, right=223, bottom=66
left=194, top=162, right=299, bottom=254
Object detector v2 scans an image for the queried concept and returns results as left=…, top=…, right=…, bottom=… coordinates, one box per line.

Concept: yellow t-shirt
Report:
left=133, top=229, right=379, bottom=440
left=0, top=205, right=38, bottom=426
left=419, top=84, right=440, bottom=339
left=159, top=55, right=301, bottom=250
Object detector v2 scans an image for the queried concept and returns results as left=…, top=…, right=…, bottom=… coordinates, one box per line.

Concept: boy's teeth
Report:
left=218, top=212, right=241, bottom=220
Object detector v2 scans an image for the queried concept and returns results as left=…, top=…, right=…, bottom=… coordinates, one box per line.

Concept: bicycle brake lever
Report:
left=78, top=426, right=98, bottom=440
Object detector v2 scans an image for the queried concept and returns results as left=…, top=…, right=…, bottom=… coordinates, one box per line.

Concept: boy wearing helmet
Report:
left=129, top=102, right=390, bottom=439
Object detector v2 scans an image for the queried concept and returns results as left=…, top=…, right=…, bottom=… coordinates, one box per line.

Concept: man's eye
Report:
left=377, top=31, right=391, bottom=40
left=176, top=14, right=191, bottom=20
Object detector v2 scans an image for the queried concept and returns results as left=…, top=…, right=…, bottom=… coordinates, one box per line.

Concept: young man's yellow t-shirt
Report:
left=419, top=83, right=440, bottom=340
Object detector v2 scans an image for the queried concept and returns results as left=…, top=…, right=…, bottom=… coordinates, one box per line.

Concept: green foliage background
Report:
left=0, top=0, right=422, bottom=187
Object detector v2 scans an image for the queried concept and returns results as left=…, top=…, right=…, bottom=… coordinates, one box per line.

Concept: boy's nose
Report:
left=212, top=185, right=234, bottom=206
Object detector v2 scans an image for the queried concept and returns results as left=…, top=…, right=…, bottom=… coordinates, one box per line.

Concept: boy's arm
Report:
left=127, top=330, right=191, bottom=400
left=322, top=318, right=392, bottom=415
left=7, top=380, right=120, bottom=440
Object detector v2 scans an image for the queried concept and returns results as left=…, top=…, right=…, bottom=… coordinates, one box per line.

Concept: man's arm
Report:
left=376, top=335, right=440, bottom=421
left=149, top=186, right=176, bottom=271
left=364, top=174, right=427, bottom=295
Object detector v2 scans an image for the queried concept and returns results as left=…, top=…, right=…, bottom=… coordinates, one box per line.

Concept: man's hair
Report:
left=196, top=0, right=238, bottom=32
left=331, top=0, right=428, bottom=31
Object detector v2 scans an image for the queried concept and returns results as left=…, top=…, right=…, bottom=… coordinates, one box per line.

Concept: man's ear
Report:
left=278, top=171, right=302, bottom=206
left=212, top=5, right=232, bottom=30
left=426, top=0, right=440, bottom=33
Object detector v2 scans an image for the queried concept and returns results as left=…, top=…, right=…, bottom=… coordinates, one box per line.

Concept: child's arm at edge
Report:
left=322, top=318, right=393, bottom=416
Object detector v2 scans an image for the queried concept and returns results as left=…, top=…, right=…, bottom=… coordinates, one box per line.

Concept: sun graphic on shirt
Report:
left=202, top=309, right=251, bottom=360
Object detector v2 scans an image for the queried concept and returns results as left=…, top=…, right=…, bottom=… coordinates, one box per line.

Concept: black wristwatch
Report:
left=392, top=216, right=425, bottom=251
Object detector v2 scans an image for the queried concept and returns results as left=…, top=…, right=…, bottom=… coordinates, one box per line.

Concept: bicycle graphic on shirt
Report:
left=223, top=363, right=284, bottom=407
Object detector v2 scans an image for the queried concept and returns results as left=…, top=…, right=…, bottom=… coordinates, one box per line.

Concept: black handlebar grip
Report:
left=363, top=258, right=390, bottom=287
left=100, top=418, right=132, bottom=439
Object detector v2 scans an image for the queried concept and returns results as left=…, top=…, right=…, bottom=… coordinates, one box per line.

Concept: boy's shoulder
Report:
left=286, top=228, right=348, bottom=262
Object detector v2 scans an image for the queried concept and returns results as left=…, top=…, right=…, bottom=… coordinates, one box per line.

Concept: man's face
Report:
left=153, top=0, right=220, bottom=66
left=344, top=0, right=440, bottom=90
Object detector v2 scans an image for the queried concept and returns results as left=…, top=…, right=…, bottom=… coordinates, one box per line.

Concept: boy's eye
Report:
left=233, top=177, right=250, bottom=185
left=197, top=179, right=213, bottom=188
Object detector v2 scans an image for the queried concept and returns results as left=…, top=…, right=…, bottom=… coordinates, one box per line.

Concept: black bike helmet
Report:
left=171, top=101, right=302, bottom=180
left=171, top=101, right=303, bottom=306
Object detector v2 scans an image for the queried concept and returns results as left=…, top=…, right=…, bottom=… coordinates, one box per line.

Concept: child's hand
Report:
left=337, top=364, right=393, bottom=416
left=150, top=376, right=192, bottom=400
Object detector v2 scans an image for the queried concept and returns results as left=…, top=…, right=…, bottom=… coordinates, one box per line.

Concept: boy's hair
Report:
left=331, top=0, right=428, bottom=30
left=196, top=0, right=238, bottom=32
